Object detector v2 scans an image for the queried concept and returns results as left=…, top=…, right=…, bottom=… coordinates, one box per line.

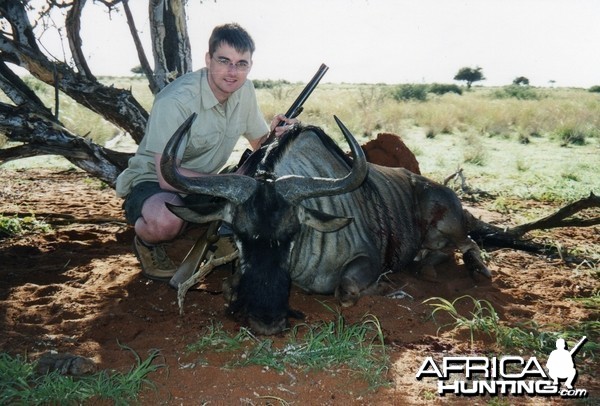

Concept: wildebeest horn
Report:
left=160, top=113, right=258, bottom=205
left=276, top=115, right=368, bottom=204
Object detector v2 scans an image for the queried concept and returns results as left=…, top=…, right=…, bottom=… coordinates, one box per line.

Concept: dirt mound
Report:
left=0, top=169, right=597, bottom=404
left=362, top=133, right=421, bottom=173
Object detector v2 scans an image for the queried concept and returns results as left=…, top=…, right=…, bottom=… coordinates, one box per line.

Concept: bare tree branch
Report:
left=0, top=101, right=130, bottom=185
left=121, top=0, right=160, bottom=93
left=0, top=0, right=200, bottom=184
left=65, top=0, right=96, bottom=80
left=508, top=192, right=600, bottom=237
left=0, top=0, right=39, bottom=49
left=0, top=11, right=148, bottom=142
left=177, top=250, right=240, bottom=315
left=0, top=59, right=54, bottom=119
left=443, top=167, right=494, bottom=198
left=465, top=193, right=600, bottom=262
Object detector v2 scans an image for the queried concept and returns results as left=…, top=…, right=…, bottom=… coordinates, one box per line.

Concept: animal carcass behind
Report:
left=160, top=114, right=490, bottom=335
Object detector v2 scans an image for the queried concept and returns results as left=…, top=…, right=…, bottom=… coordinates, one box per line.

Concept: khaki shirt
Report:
left=115, top=68, right=268, bottom=197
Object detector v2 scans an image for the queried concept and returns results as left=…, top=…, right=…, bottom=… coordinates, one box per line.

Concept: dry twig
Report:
left=176, top=250, right=239, bottom=315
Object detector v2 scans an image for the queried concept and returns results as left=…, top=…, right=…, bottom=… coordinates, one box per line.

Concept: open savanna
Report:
left=7, top=77, right=600, bottom=204
left=1, top=78, right=598, bottom=404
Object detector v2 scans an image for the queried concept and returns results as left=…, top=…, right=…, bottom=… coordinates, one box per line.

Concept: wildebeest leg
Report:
left=335, top=255, right=382, bottom=307
left=222, top=270, right=241, bottom=305
left=422, top=230, right=491, bottom=279
left=457, top=239, right=491, bottom=278
left=420, top=233, right=491, bottom=279
left=416, top=181, right=491, bottom=279
left=413, top=249, right=450, bottom=281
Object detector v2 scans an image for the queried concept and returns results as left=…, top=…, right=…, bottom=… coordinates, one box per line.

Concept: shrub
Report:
left=428, top=83, right=463, bottom=95
left=513, top=76, right=530, bottom=86
left=0, top=215, right=51, bottom=238
left=252, top=79, right=290, bottom=89
left=553, top=126, right=589, bottom=146
left=390, top=84, right=428, bottom=102
left=588, top=85, right=600, bottom=93
left=492, top=85, right=540, bottom=100
left=462, top=132, right=487, bottom=165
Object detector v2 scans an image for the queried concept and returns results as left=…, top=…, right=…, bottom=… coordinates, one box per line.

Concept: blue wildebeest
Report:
left=161, top=115, right=490, bottom=335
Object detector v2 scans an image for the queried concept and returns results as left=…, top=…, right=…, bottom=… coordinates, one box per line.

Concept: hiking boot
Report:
left=133, top=236, right=177, bottom=281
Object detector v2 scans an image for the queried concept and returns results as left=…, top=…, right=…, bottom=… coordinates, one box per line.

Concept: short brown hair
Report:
left=208, top=23, right=255, bottom=56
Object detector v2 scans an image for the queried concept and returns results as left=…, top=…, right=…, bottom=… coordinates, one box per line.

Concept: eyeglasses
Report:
left=212, top=56, right=251, bottom=72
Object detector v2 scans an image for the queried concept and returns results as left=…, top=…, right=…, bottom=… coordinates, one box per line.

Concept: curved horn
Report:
left=276, top=115, right=368, bottom=204
left=160, top=113, right=257, bottom=205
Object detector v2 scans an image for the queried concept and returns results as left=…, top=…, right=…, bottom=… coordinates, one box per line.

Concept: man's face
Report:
left=205, top=43, right=252, bottom=103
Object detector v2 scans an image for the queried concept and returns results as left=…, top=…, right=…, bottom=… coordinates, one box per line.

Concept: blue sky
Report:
left=34, top=0, right=600, bottom=87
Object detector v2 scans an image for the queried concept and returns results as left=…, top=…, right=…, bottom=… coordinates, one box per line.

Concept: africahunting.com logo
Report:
left=416, top=336, right=589, bottom=398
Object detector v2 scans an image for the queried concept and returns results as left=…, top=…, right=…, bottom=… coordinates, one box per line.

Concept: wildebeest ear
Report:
left=166, top=202, right=232, bottom=224
left=298, top=205, right=353, bottom=232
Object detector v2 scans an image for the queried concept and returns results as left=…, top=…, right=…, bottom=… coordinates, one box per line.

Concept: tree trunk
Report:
left=149, top=0, right=192, bottom=90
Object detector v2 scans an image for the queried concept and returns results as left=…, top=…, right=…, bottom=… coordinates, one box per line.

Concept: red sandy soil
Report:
left=0, top=168, right=598, bottom=405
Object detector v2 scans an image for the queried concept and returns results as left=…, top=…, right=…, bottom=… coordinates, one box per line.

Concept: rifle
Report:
left=237, top=63, right=329, bottom=165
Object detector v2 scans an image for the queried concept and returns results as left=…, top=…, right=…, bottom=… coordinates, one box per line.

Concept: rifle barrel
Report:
left=282, top=63, right=329, bottom=121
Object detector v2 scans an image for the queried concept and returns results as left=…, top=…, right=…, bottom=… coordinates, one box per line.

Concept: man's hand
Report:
left=250, top=114, right=300, bottom=150
left=270, top=114, right=299, bottom=138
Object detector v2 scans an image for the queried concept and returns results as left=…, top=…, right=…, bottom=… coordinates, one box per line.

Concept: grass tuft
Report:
left=187, top=309, right=390, bottom=390
left=0, top=345, right=163, bottom=405
left=0, top=214, right=52, bottom=238
left=424, top=295, right=598, bottom=357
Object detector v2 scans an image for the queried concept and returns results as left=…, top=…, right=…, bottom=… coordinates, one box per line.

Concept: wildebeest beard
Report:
left=227, top=183, right=305, bottom=335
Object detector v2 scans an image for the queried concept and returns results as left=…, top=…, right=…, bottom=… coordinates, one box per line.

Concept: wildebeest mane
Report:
left=237, top=124, right=354, bottom=179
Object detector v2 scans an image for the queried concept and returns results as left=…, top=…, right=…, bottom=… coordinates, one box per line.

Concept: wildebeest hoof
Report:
left=222, top=272, right=241, bottom=304
left=463, top=249, right=492, bottom=278
left=335, top=285, right=360, bottom=308
left=288, top=308, right=305, bottom=320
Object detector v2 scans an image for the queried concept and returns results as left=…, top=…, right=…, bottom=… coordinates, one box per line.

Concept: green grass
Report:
left=424, top=295, right=599, bottom=357
left=186, top=320, right=247, bottom=353
left=0, top=345, right=163, bottom=405
left=569, top=290, right=600, bottom=310
left=187, top=309, right=390, bottom=390
left=0, top=214, right=52, bottom=238
left=425, top=295, right=500, bottom=345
